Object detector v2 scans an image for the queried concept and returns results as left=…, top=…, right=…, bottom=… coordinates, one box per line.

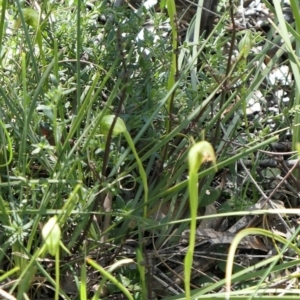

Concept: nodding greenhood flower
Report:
left=238, top=31, right=253, bottom=59
left=15, top=8, right=39, bottom=30
left=101, top=115, right=126, bottom=136
left=42, top=216, right=61, bottom=256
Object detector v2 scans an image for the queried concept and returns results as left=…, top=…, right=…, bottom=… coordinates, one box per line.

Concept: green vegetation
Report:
left=1, top=0, right=300, bottom=299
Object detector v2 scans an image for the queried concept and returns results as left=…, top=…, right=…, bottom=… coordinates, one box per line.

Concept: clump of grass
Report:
left=0, top=0, right=299, bottom=299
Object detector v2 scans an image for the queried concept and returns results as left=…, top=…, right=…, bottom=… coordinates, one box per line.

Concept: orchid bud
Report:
left=42, top=216, right=61, bottom=256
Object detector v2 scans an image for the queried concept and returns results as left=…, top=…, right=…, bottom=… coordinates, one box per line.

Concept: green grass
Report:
left=0, top=0, right=300, bottom=299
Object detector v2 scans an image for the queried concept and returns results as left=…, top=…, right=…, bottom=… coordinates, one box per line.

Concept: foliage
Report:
left=0, top=0, right=300, bottom=299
